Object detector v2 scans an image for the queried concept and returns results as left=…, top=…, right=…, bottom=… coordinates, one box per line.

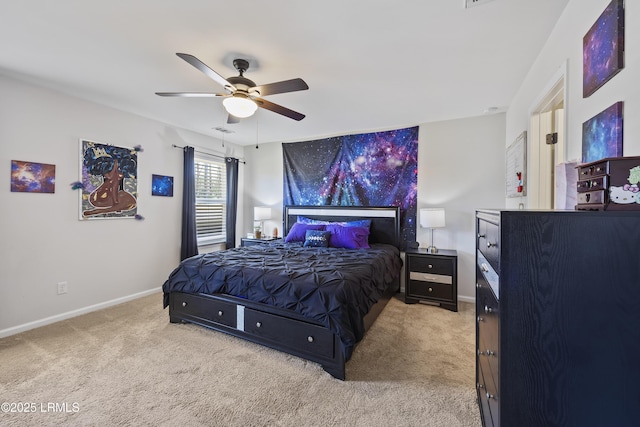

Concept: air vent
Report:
left=213, top=127, right=234, bottom=134
left=465, top=0, right=496, bottom=8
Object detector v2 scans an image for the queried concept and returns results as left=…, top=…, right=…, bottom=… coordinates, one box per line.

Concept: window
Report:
left=194, top=157, right=226, bottom=245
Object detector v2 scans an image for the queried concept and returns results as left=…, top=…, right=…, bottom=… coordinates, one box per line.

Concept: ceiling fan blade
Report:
left=254, top=98, right=305, bottom=121
left=252, top=78, right=309, bottom=97
left=155, top=92, right=226, bottom=97
left=176, top=53, right=236, bottom=92
left=227, top=114, right=240, bottom=124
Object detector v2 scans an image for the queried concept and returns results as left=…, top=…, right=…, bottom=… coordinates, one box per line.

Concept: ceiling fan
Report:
left=156, top=53, right=309, bottom=123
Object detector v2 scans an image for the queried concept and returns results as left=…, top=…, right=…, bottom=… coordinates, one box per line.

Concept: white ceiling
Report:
left=0, top=0, right=569, bottom=146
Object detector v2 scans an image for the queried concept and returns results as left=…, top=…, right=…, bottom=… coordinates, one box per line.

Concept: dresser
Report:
left=404, top=248, right=457, bottom=312
left=575, top=156, right=640, bottom=211
left=475, top=210, right=640, bottom=427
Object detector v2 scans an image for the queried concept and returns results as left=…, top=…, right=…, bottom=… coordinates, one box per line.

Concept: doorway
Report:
left=528, top=65, right=566, bottom=209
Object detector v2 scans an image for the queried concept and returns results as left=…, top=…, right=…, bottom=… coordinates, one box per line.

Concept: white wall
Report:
left=507, top=0, right=640, bottom=198
left=0, top=74, right=244, bottom=336
left=242, top=113, right=506, bottom=302
left=418, top=114, right=506, bottom=301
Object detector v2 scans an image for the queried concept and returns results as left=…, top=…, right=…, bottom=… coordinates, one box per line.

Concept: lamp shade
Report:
left=223, top=95, right=258, bottom=118
left=419, top=208, right=445, bottom=229
left=254, top=206, right=271, bottom=221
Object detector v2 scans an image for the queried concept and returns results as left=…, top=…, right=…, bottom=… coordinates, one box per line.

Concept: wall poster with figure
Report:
left=79, top=139, right=138, bottom=219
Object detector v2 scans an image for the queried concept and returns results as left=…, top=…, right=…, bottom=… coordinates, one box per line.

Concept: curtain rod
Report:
left=171, top=144, right=246, bottom=164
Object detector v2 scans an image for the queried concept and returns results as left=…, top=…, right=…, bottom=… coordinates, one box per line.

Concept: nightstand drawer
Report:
left=409, top=271, right=452, bottom=285
left=407, top=280, right=452, bottom=301
left=408, top=256, right=453, bottom=275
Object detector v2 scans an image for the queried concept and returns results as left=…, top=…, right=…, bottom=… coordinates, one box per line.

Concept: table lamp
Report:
left=420, top=208, right=446, bottom=253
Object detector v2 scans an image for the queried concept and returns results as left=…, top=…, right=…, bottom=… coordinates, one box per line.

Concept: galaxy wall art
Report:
left=10, top=160, right=56, bottom=193
left=283, top=126, right=419, bottom=249
left=583, top=0, right=624, bottom=98
left=152, top=174, right=174, bottom=197
left=582, top=102, right=623, bottom=163
left=79, top=139, right=138, bottom=219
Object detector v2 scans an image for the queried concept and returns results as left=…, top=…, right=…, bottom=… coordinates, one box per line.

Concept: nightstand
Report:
left=404, top=248, right=458, bottom=312
left=241, top=237, right=280, bottom=247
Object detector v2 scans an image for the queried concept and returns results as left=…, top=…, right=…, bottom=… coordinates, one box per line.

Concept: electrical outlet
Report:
left=57, top=281, right=68, bottom=295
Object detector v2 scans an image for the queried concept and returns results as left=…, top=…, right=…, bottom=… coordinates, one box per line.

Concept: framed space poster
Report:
left=79, top=139, right=138, bottom=219
left=10, top=160, right=56, bottom=193
left=583, top=0, right=625, bottom=98
left=582, top=102, right=623, bottom=163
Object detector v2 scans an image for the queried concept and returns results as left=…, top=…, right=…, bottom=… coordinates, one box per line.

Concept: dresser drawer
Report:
left=407, top=280, right=452, bottom=301
left=171, top=293, right=237, bottom=328
left=244, top=308, right=335, bottom=359
left=578, top=160, right=608, bottom=178
left=407, top=256, right=453, bottom=276
left=576, top=176, right=607, bottom=193
left=476, top=363, right=498, bottom=427
left=577, top=190, right=606, bottom=205
left=478, top=219, right=499, bottom=272
left=477, top=362, right=499, bottom=427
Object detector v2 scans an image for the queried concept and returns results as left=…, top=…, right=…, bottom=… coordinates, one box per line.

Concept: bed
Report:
left=162, top=205, right=403, bottom=380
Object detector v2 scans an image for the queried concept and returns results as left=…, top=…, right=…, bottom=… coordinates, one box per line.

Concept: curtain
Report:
left=180, top=146, right=198, bottom=260
left=225, top=157, right=239, bottom=249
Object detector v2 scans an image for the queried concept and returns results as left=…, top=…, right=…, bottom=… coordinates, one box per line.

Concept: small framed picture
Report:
left=11, top=160, right=56, bottom=193
left=151, top=174, right=174, bottom=197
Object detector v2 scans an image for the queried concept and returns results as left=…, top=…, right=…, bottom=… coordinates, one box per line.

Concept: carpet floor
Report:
left=0, top=293, right=481, bottom=426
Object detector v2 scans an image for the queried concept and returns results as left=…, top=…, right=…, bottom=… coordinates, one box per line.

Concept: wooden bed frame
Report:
left=167, top=205, right=401, bottom=380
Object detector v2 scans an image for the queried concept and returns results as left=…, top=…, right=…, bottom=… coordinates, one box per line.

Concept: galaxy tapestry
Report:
left=582, top=102, right=623, bottom=163
left=80, top=139, right=138, bottom=219
left=283, top=126, right=418, bottom=248
left=583, top=0, right=624, bottom=98
left=10, top=160, right=56, bottom=193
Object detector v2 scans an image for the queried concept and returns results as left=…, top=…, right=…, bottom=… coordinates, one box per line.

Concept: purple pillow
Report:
left=285, top=223, right=326, bottom=243
left=326, top=224, right=370, bottom=249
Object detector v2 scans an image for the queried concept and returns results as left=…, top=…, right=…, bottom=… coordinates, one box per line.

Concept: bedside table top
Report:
left=242, top=237, right=281, bottom=243
left=405, top=248, right=457, bottom=257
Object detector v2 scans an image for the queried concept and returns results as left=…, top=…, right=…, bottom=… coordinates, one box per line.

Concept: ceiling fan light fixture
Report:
left=223, top=95, right=258, bottom=118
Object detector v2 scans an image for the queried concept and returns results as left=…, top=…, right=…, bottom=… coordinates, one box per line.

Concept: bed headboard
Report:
left=284, top=205, right=401, bottom=249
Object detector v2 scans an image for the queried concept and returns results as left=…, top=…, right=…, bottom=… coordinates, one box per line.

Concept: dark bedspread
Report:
left=162, top=241, right=402, bottom=358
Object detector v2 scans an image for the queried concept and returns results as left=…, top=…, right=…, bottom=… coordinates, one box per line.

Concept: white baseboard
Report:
left=0, top=287, right=161, bottom=339
left=458, top=295, right=475, bottom=304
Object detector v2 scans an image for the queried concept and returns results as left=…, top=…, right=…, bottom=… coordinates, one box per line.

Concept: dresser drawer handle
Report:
left=485, top=349, right=495, bottom=356
left=477, top=349, right=484, bottom=357
left=428, top=264, right=433, bottom=269
left=307, top=336, right=314, bottom=343
left=486, top=392, right=495, bottom=400
left=477, top=233, right=486, bottom=239
left=481, top=263, right=489, bottom=273
left=256, top=322, right=262, bottom=328
left=218, top=310, right=223, bottom=317
left=487, top=242, right=497, bottom=248
left=484, top=305, right=493, bottom=314
left=477, top=383, right=485, bottom=390
left=182, top=302, right=187, bottom=307
left=428, top=287, right=433, bottom=293
left=477, top=316, right=484, bottom=322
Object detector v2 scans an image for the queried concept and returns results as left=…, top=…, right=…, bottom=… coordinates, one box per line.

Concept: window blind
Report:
left=194, top=157, right=226, bottom=245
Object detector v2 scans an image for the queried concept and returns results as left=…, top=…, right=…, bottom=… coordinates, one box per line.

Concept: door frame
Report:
left=527, top=61, right=567, bottom=209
